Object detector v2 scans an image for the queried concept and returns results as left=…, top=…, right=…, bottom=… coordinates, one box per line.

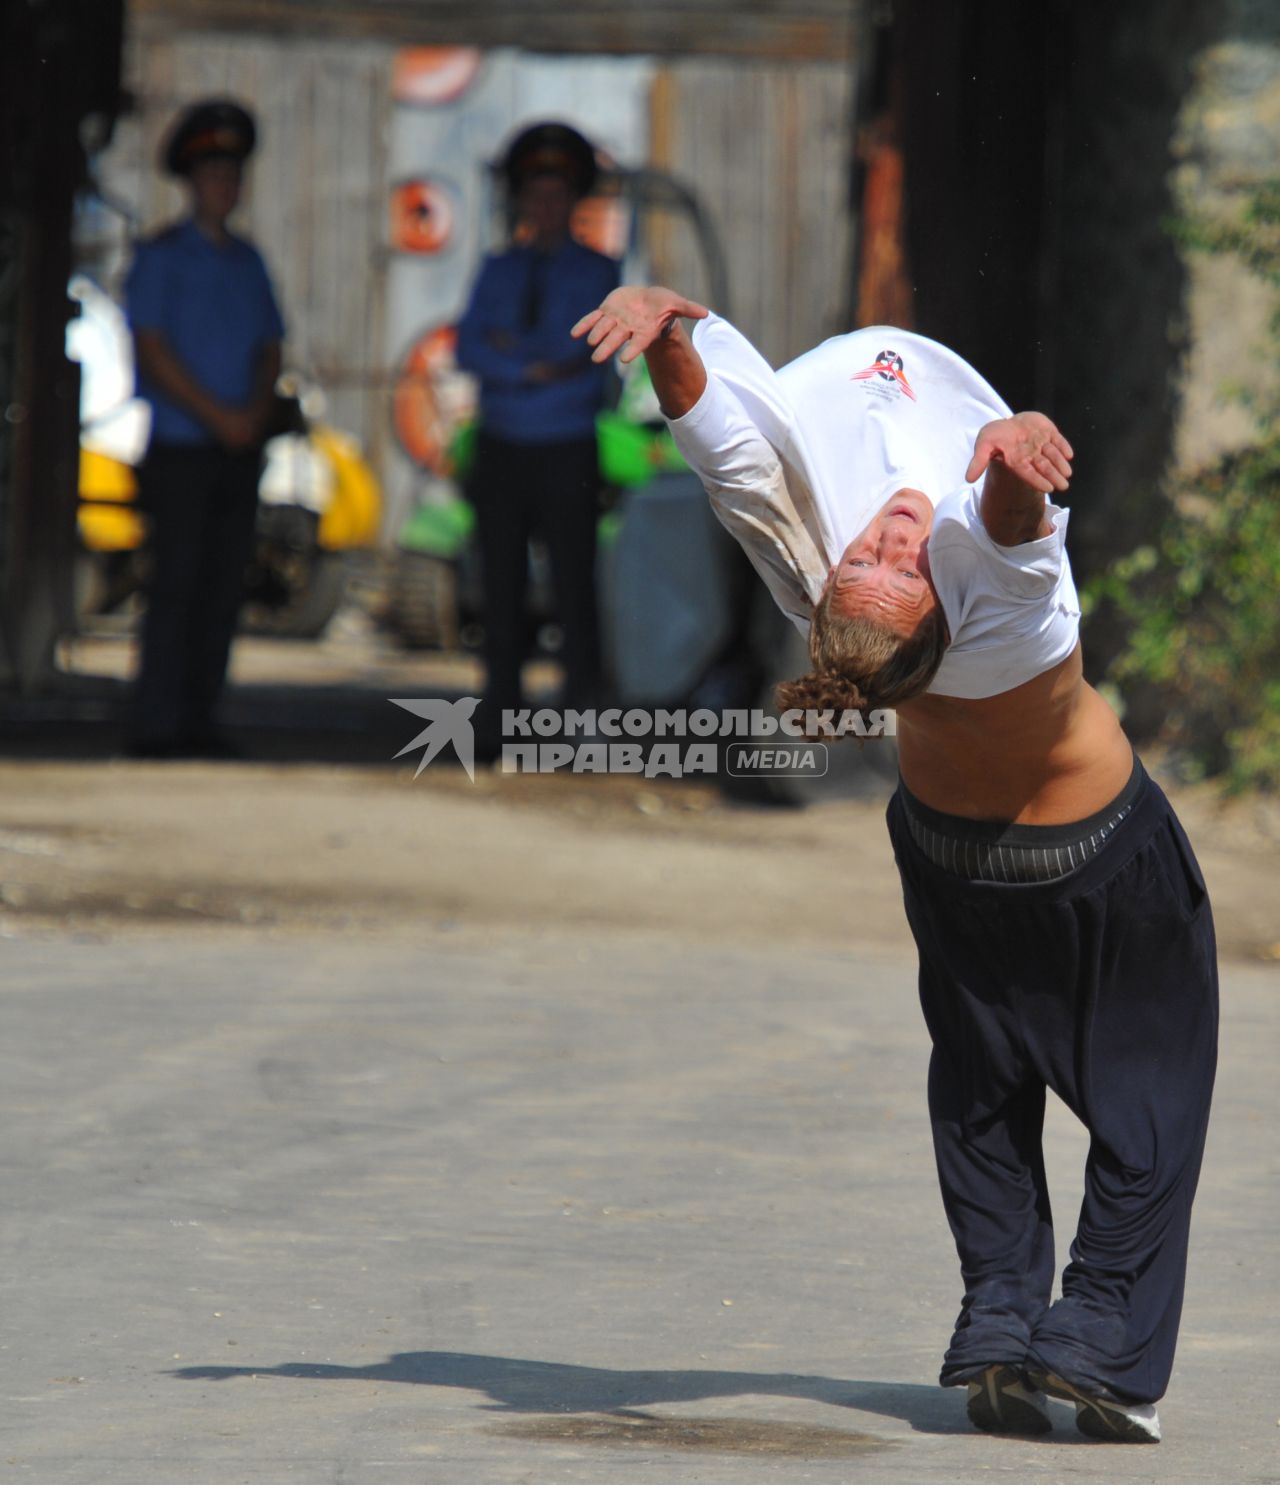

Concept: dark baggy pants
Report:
left=885, top=762, right=1218, bottom=1406
left=469, top=431, right=601, bottom=716
left=132, top=442, right=261, bottom=747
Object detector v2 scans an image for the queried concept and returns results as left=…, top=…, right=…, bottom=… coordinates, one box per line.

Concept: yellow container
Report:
left=77, top=431, right=381, bottom=554
left=78, top=448, right=144, bottom=552
left=312, top=426, right=382, bottom=550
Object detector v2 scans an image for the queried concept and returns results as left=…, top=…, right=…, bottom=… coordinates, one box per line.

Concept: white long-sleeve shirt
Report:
left=665, top=314, right=1080, bottom=700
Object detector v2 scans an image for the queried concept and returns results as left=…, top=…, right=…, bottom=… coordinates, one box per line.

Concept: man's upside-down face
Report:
left=825, top=488, right=940, bottom=637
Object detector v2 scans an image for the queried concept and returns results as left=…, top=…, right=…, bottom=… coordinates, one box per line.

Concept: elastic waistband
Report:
left=900, top=754, right=1143, bottom=846
left=897, top=754, right=1144, bottom=884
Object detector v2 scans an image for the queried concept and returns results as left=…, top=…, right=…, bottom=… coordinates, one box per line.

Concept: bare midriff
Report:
left=895, top=643, right=1136, bottom=825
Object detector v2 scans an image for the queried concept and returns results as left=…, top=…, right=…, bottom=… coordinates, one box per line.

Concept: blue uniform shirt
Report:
left=125, top=219, right=286, bottom=446
left=454, top=237, right=620, bottom=445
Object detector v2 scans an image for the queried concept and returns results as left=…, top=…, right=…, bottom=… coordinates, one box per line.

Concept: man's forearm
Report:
left=454, top=323, right=532, bottom=388
left=134, top=330, right=279, bottom=450
left=133, top=331, right=231, bottom=435
left=981, top=456, right=1053, bottom=545
left=644, top=321, right=707, bottom=420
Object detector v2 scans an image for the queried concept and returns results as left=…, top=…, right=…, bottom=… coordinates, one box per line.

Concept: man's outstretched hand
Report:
left=965, top=412, right=1074, bottom=494
left=571, top=286, right=709, bottom=366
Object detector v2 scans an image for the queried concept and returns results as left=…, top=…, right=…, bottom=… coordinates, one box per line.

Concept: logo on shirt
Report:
left=852, top=349, right=916, bottom=401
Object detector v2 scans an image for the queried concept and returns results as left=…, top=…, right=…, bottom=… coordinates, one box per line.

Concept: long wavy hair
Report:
left=775, top=580, right=948, bottom=734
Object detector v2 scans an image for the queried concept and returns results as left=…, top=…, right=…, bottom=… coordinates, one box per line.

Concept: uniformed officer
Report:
left=125, top=99, right=285, bottom=758
left=455, top=122, right=620, bottom=743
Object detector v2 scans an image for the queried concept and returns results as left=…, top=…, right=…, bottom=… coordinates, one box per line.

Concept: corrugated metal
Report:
left=647, top=58, right=855, bottom=366
left=93, top=33, right=858, bottom=525
left=129, top=0, right=858, bottom=61
left=96, top=33, right=394, bottom=481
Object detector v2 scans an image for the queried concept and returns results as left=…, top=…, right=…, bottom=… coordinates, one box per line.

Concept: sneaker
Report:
left=1028, top=1370, right=1161, bottom=1443
left=966, top=1364, right=1052, bottom=1435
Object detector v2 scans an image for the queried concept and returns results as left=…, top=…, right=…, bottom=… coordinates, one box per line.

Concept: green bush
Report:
left=1084, top=182, right=1280, bottom=791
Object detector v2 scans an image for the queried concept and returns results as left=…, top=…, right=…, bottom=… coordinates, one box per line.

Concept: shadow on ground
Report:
left=169, top=1347, right=1088, bottom=1444
left=0, top=674, right=895, bottom=804
left=0, top=674, right=472, bottom=766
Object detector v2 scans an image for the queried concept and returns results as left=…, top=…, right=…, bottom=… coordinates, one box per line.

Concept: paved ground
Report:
left=3, top=922, right=1277, bottom=1483
left=4, top=625, right=1278, bottom=960
left=2, top=629, right=1277, bottom=1481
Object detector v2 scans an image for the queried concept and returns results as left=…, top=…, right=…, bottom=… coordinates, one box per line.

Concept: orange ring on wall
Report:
left=391, top=48, right=482, bottom=106
left=390, top=178, right=456, bottom=255
left=393, top=324, right=476, bottom=474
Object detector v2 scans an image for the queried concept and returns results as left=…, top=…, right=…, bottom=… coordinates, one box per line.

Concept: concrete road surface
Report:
left=2, top=926, right=1276, bottom=1483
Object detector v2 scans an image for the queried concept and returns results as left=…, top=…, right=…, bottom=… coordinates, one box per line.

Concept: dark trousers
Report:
left=885, top=767, right=1218, bottom=1405
left=469, top=431, right=600, bottom=715
left=132, top=442, right=260, bottom=746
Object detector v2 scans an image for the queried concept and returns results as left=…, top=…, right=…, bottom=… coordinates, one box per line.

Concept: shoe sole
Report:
left=1027, top=1370, right=1160, bottom=1443
left=966, top=1364, right=1052, bottom=1435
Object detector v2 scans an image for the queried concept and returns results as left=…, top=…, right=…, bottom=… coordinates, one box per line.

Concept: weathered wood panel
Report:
left=647, top=58, right=856, bottom=366
left=129, top=0, right=857, bottom=61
